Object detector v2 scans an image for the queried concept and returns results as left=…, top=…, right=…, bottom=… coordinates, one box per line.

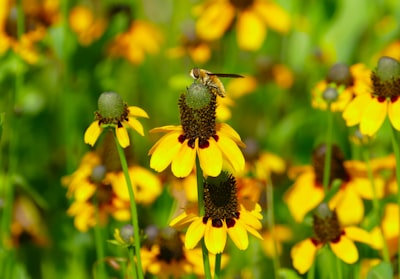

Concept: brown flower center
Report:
left=312, top=205, right=343, bottom=244
left=229, top=0, right=255, bottom=10
left=203, top=172, right=239, bottom=228
left=156, top=228, right=185, bottom=263
left=326, top=63, right=354, bottom=87
left=371, top=72, right=400, bottom=102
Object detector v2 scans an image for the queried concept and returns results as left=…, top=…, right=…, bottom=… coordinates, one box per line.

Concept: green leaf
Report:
left=278, top=268, right=302, bottom=279
left=366, top=262, right=393, bottom=279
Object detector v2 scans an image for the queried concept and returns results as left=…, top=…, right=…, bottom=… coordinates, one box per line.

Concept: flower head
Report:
left=291, top=203, right=375, bottom=274
left=343, top=56, right=400, bottom=135
left=149, top=82, right=245, bottom=178
left=194, top=0, right=290, bottom=50
left=170, top=172, right=263, bottom=254
left=84, top=92, right=149, bottom=148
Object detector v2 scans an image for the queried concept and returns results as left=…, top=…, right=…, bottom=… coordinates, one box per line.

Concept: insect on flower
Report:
left=189, top=68, right=243, bottom=97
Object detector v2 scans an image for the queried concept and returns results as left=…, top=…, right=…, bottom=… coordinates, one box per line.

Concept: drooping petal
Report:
left=149, top=125, right=182, bottom=133
left=171, top=143, right=196, bottom=178
left=236, top=10, right=266, bottom=50
left=185, top=217, right=206, bottom=249
left=169, top=211, right=199, bottom=228
left=217, top=123, right=245, bottom=147
left=329, top=187, right=364, bottom=226
left=329, top=236, right=358, bottom=264
left=126, top=117, right=145, bottom=136
left=344, top=226, right=373, bottom=245
left=116, top=126, right=130, bottom=148
left=128, top=106, right=149, bottom=118
left=204, top=219, right=227, bottom=254
left=342, top=94, right=371, bottom=127
left=291, top=238, right=319, bottom=274
left=216, top=133, right=245, bottom=173
left=84, top=121, right=102, bottom=146
left=198, top=139, right=223, bottom=177
left=254, top=1, right=291, bottom=34
left=149, top=131, right=182, bottom=172
left=388, top=98, right=400, bottom=131
left=359, top=98, right=387, bottom=136
left=74, top=180, right=96, bottom=201
left=227, top=221, right=249, bottom=250
left=195, top=1, right=235, bottom=41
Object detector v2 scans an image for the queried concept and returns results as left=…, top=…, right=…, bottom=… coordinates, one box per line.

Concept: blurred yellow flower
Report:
left=261, top=225, right=292, bottom=257
left=194, top=0, right=290, bottom=50
left=108, top=20, right=163, bottom=64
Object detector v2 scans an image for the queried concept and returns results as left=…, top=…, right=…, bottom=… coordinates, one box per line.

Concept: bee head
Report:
left=190, top=67, right=200, bottom=79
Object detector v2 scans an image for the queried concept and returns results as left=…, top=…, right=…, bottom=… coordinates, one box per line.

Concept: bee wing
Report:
left=210, top=73, right=244, bottom=78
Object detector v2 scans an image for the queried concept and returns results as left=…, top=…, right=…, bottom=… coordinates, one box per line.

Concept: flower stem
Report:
left=93, top=195, right=106, bottom=279
left=114, top=132, right=144, bottom=279
left=362, top=148, right=390, bottom=263
left=195, top=157, right=212, bottom=279
left=266, top=178, right=280, bottom=279
left=128, top=247, right=138, bottom=279
left=323, top=104, right=334, bottom=192
left=214, top=253, right=222, bottom=279
left=390, top=126, right=400, bottom=274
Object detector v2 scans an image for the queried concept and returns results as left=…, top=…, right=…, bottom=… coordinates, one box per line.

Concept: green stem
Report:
left=335, top=255, right=343, bottom=279
left=306, top=261, right=315, bottom=279
left=390, top=126, right=400, bottom=275
left=114, top=132, right=144, bottom=279
left=129, top=247, right=138, bottom=279
left=195, top=158, right=212, bottom=279
left=93, top=196, right=106, bottom=279
left=266, top=178, right=280, bottom=279
left=362, top=149, right=390, bottom=263
left=323, top=104, right=334, bottom=192
left=214, top=253, right=222, bottom=279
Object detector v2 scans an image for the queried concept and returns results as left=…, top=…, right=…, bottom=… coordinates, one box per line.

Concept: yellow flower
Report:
left=343, top=56, right=400, bottom=136
left=84, top=92, right=149, bottom=148
left=312, top=63, right=372, bottom=111
left=284, top=144, right=385, bottom=225
left=108, top=20, right=163, bottom=64
left=0, top=0, right=59, bottom=63
left=170, top=173, right=263, bottom=254
left=291, top=204, right=374, bottom=274
left=194, top=0, right=290, bottom=50
left=69, top=5, right=106, bottom=46
left=149, top=82, right=245, bottom=178
left=261, top=225, right=292, bottom=257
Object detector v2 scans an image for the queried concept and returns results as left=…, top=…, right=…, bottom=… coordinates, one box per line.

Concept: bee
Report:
left=189, top=68, right=243, bottom=97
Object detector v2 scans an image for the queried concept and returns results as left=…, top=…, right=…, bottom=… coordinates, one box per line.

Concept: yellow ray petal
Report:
left=237, top=10, right=266, bottom=50
left=254, top=1, right=291, bottom=34
left=171, top=143, right=196, bottom=178
left=128, top=106, right=149, bottom=118
left=204, top=219, right=227, bottom=254
left=330, top=187, right=364, bottom=226
left=330, top=236, right=358, bottom=264
left=126, top=117, right=145, bottom=136
left=388, top=98, right=400, bottom=131
left=185, top=218, right=206, bottom=249
left=217, top=123, right=245, bottom=147
left=149, top=125, right=182, bottom=133
left=84, top=121, right=102, bottom=146
left=344, top=226, right=373, bottom=245
left=216, top=134, right=245, bottom=173
left=359, top=98, right=387, bottom=136
left=227, top=221, right=249, bottom=250
left=198, top=139, right=223, bottom=177
left=342, top=94, right=371, bottom=126
left=149, top=132, right=182, bottom=172
left=116, top=126, right=130, bottom=148
left=291, top=238, right=318, bottom=274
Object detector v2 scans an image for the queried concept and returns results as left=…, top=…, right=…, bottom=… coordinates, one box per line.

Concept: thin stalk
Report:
left=266, top=178, right=280, bottom=279
left=93, top=195, right=106, bottom=279
left=128, top=247, right=138, bottom=279
left=195, top=158, right=212, bottom=279
left=390, top=126, right=400, bottom=275
left=114, top=132, right=144, bottom=279
left=323, top=104, right=334, bottom=192
left=362, top=149, right=390, bottom=263
left=214, top=253, right=222, bottom=279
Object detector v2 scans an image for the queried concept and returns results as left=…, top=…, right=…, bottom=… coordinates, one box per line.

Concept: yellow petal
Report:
left=171, top=143, right=196, bottom=178
left=198, top=139, right=223, bottom=177
left=254, top=1, right=291, bottom=34
left=227, top=221, right=249, bottom=250
left=342, top=94, right=371, bottom=127
left=74, top=181, right=96, bottom=201
left=149, top=125, right=182, bottom=133
left=196, top=1, right=235, bottom=41
left=126, top=117, right=145, bottom=136
left=185, top=217, right=206, bottom=249
left=359, top=98, right=387, bottom=136
left=128, top=106, right=149, bottom=118
left=291, top=238, right=318, bottom=274
left=330, top=187, right=364, bottom=226
left=149, top=131, right=182, bottom=172
left=169, top=212, right=199, bottom=228
left=216, top=133, right=245, bottom=173
left=217, top=123, right=245, bottom=147
left=204, top=219, right=227, bottom=254
left=116, top=126, right=130, bottom=148
left=344, top=226, right=373, bottom=245
left=237, top=10, right=266, bottom=50
left=84, top=121, right=102, bottom=146
left=329, top=236, right=358, bottom=264
left=388, top=98, right=400, bottom=131
left=226, top=76, right=257, bottom=99
left=284, top=172, right=324, bottom=222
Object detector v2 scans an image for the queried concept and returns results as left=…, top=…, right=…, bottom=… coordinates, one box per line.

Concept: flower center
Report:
left=203, top=172, right=239, bottom=227
left=312, top=144, right=349, bottom=187
left=326, top=63, right=354, bottom=87
left=155, top=228, right=185, bottom=263
left=178, top=90, right=217, bottom=149
left=229, top=0, right=255, bottom=10
left=312, top=204, right=343, bottom=244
